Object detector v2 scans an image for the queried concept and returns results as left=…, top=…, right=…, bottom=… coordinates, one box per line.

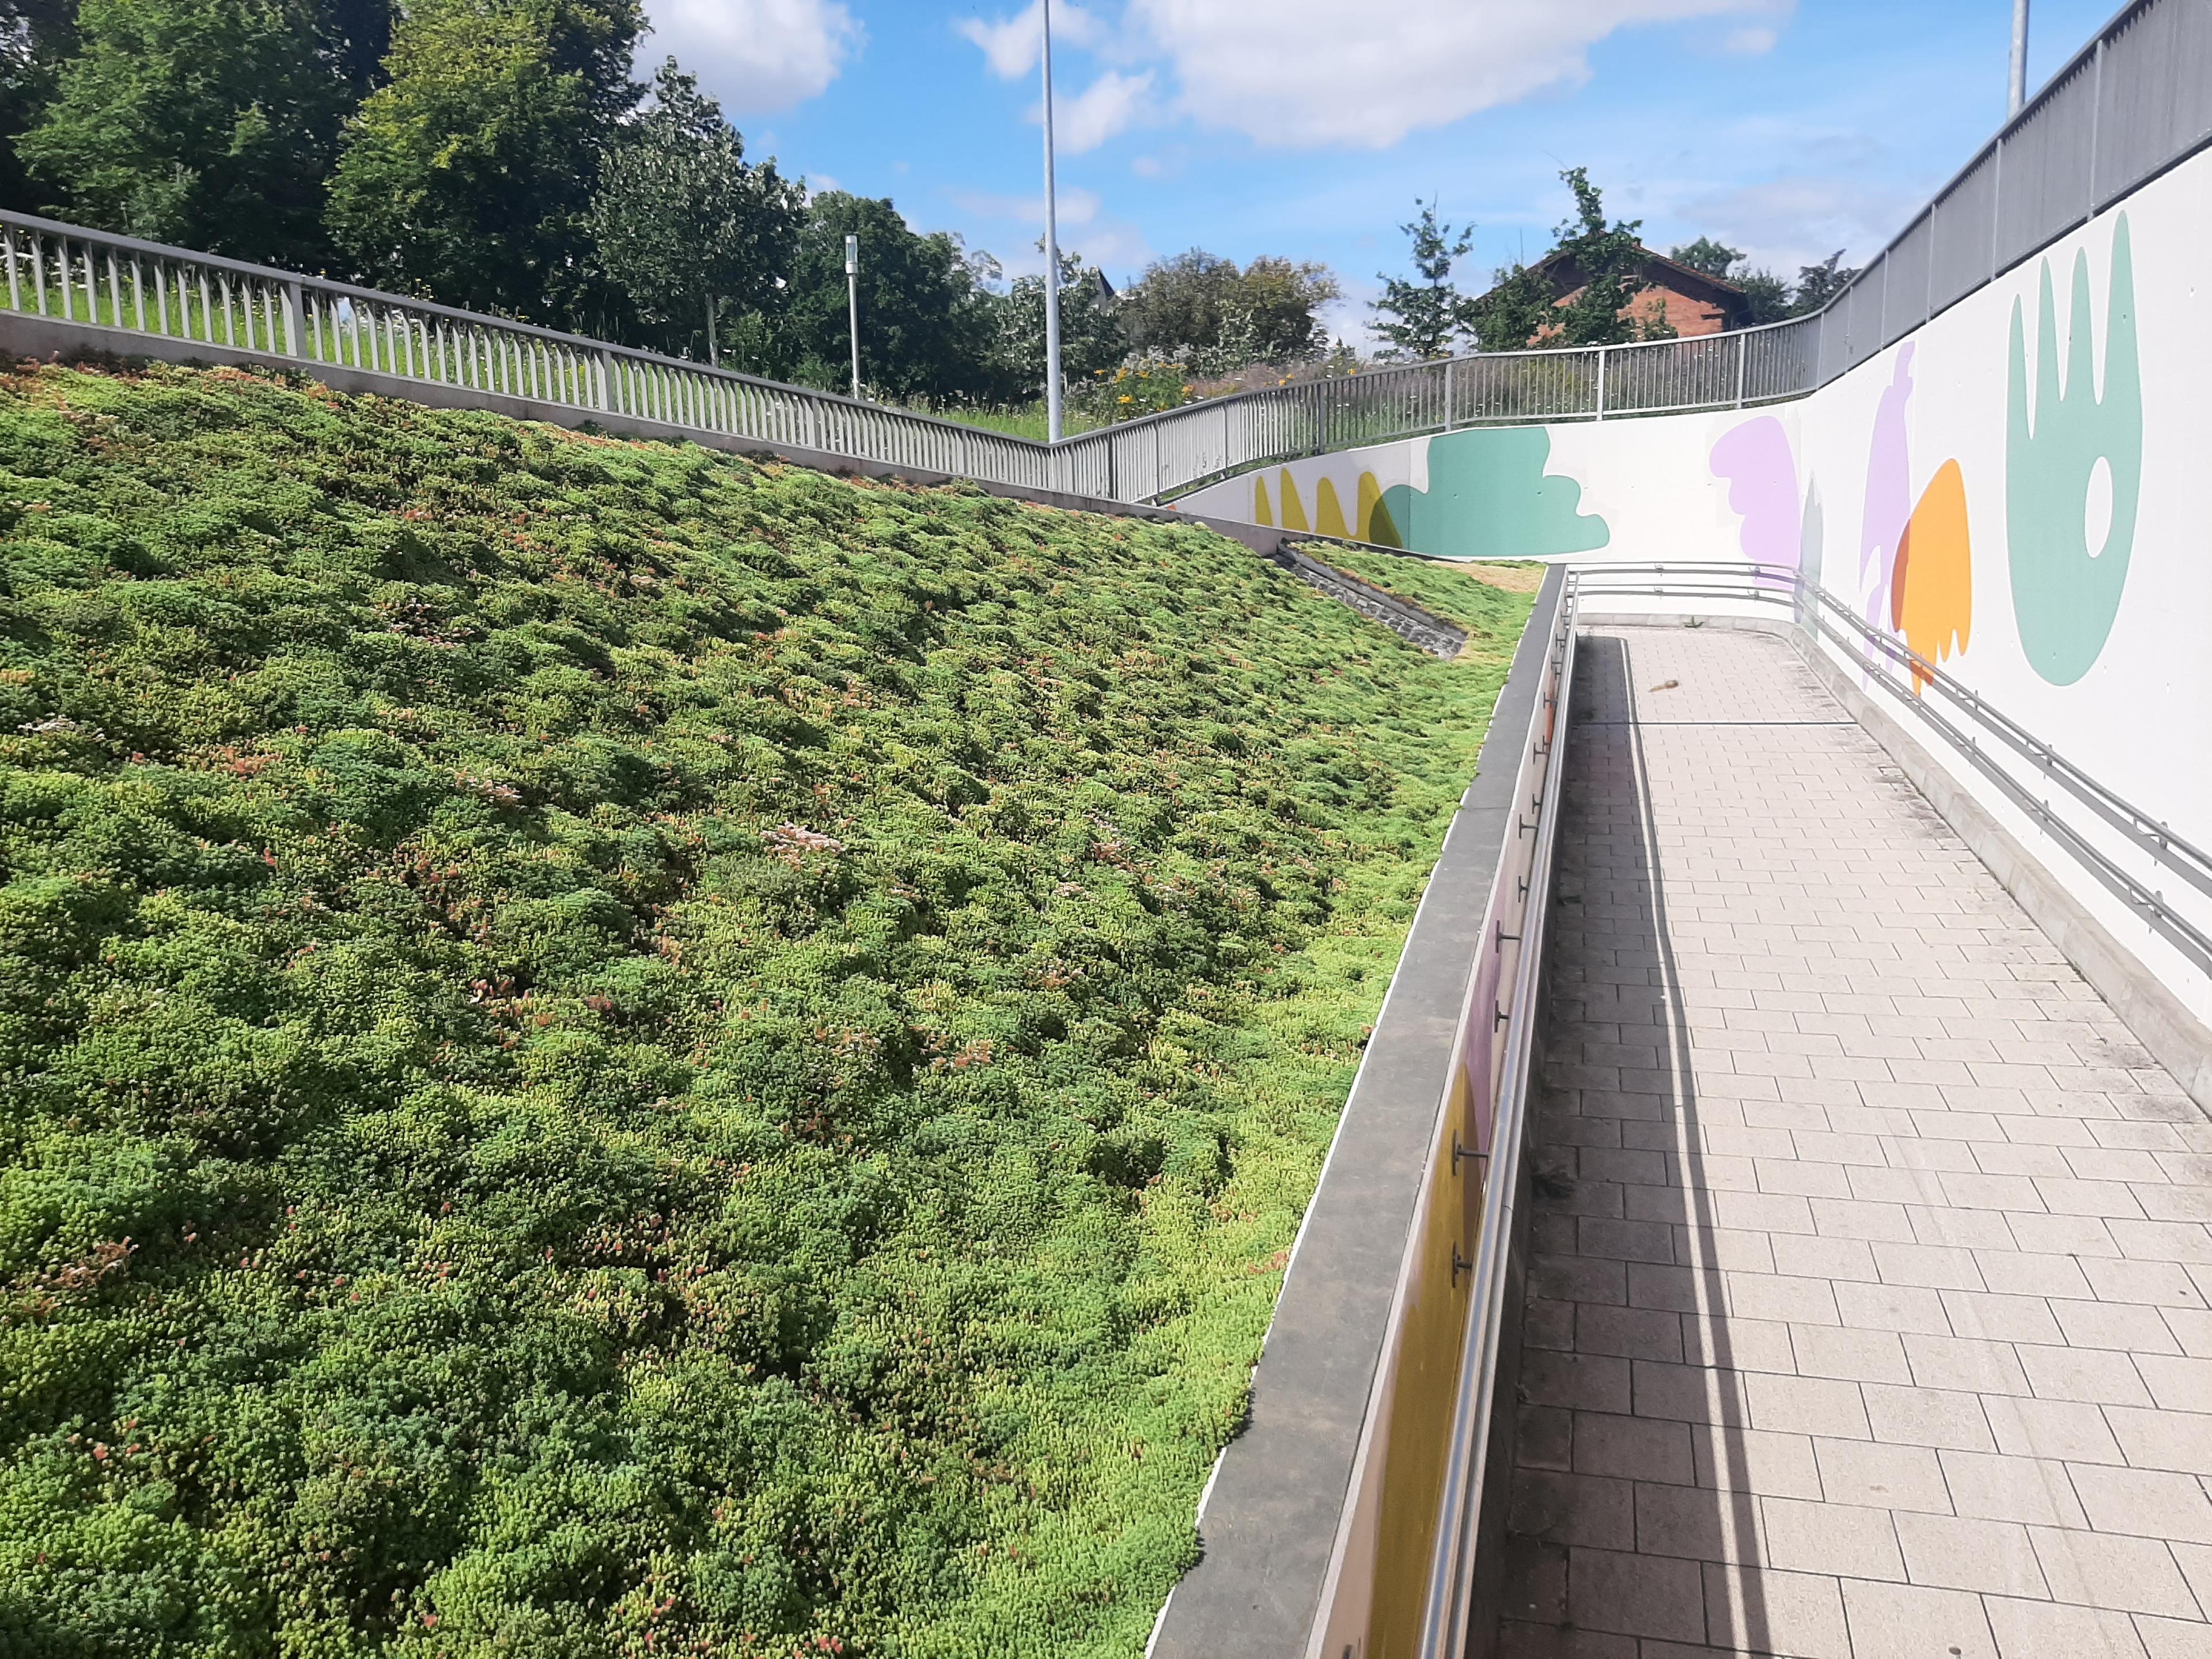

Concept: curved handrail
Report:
left=0, top=0, right=2200, bottom=510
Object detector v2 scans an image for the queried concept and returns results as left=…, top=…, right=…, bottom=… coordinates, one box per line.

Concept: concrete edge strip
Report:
left=1148, top=569, right=1567, bottom=1659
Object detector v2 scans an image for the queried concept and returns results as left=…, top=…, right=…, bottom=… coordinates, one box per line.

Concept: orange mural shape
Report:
left=1890, top=459, right=1972, bottom=694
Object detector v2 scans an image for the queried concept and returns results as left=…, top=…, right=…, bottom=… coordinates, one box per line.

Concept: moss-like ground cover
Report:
left=0, top=364, right=1534, bottom=1659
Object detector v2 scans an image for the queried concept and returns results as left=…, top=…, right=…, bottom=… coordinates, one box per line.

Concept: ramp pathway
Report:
left=1498, top=627, right=2212, bottom=1659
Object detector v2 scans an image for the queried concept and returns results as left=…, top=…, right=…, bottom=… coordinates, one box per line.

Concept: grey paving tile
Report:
left=1493, top=632, right=2212, bottom=1657
left=1839, top=1577, right=1999, bottom=1659
left=1982, top=1596, right=2150, bottom=1658
left=1700, top=1562, right=1851, bottom=1658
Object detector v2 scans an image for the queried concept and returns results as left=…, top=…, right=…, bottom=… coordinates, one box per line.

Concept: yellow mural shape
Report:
left=1356, top=472, right=1392, bottom=545
left=1891, top=459, right=1972, bottom=694
left=1315, top=477, right=1352, bottom=539
left=1278, top=468, right=1310, bottom=532
left=1252, top=475, right=1273, bottom=527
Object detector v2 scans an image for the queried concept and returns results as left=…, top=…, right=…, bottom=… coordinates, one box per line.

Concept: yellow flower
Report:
left=1118, top=395, right=1133, bottom=404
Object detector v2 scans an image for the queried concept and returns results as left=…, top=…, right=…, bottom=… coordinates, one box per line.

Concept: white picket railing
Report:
left=1, top=0, right=2205, bottom=509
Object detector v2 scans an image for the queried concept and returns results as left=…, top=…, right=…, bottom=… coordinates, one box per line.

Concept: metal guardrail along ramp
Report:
left=1160, top=566, right=2212, bottom=1658
left=1488, top=602, right=2212, bottom=1658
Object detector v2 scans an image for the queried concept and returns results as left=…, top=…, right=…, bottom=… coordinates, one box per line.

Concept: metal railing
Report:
left=1085, top=0, right=2212, bottom=503
left=0, top=0, right=2202, bottom=513
left=1401, top=554, right=2212, bottom=1653
left=1566, top=562, right=2212, bottom=979
left=0, top=210, right=1069, bottom=496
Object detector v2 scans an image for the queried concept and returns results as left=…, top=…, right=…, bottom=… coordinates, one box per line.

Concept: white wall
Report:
left=1184, top=146, right=2212, bottom=1028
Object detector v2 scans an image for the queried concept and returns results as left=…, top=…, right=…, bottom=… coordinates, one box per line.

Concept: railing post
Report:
left=1594, top=347, right=1607, bottom=421
left=282, top=281, right=303, bottom=357
left=1444, top=358, right=1457, bottom=430
left=1733, top=331, right=1747, bottom=408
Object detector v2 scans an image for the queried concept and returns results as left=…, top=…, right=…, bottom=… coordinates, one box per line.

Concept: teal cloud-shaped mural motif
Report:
left=2007, top=213, right=2141, bottom=685
left=1381, top=426, right=1609, bottom=559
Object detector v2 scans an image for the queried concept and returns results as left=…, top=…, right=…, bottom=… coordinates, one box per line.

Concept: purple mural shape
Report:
left=1861, top=343, right=1916, bottom=630
left=1710, top=416, right=1800, bottom=588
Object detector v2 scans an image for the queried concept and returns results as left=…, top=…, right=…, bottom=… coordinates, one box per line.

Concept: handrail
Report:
left=1402, top=552, right=2212, bottom=1651
left=0, top=0, right=2200, bottom=512
left=1566, top=561, right=2212, bottom=975
left=1419, top=583, right=1577, bottom=1658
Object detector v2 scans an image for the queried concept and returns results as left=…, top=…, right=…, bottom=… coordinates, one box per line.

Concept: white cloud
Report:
left=957, top=1, right=1113, bottom=79
left=1126, top=0, right=1790, bottom=149
left=950, top=185, right=1105, bottom=226
left=1050, top=70, right=1154, bottom=151
left=642, top=0, right=861, bottom=116
left=943, top=184, right=1153, bottom=276
left=1677, top=172, right=1911, bottom=275
left=1723, top=25, right=1779, bottom=54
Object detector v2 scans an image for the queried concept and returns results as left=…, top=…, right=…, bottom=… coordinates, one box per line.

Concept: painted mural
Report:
left=1181, top=177, right=2211, bottom=1022
left=2006, top=213, right=2141, bottom=687
left=1382, top=427, right=1610, bottom=559
left=1709, top=415, right=1800, bottom=588
left=1226, top=426, right=1610, bottom=558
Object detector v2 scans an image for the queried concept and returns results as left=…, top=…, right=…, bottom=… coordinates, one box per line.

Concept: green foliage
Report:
left=588, top=60, right=805, bottom=363
left=1735, top=268, right=1793, bottom=325
left=1369, top=200, right=1474, bottom=361
left=1464, top=260, right=1552, bottom=355
left=326, top=0, right=640, bottom=321
left=1549, top=167, right=1665, bottom=347
left=1791, top=249, right=1856, bottom=315
left=17, top=0, right=354, bottom=266
left=0, top=359, right=1536, bottom=1656
left=990, top=253, right=1124, bottom=403
left=0, top=0, right=80, bottom=211
left=772, top=191, right=998, bottom=402
left=1077, top=350, right=1194, bottom=423
left=1120, top=250, right=1339, bottom=368
left=1665, top=236, right=1740, bottom=281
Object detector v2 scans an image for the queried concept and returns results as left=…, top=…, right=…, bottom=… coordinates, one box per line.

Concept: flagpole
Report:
left=1041, top=0, right=1065, bottom=443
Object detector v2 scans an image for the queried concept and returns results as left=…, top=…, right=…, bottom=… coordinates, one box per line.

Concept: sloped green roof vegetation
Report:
left=0, top=362, right=1533, bottom=1658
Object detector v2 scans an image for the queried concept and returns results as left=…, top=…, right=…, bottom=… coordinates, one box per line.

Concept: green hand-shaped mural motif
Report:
left=2006, top=214, right=2141, bottom=685
left=1381, top=426, right=1609, bottom=559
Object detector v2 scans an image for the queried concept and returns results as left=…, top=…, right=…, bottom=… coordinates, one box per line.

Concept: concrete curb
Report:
left=1149, top=569, right=1567, bottom=1659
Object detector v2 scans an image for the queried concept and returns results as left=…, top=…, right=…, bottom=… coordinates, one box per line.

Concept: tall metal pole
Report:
left=1040, top=0, right=1065, bottom=442
left=844, top=233, right=861, bottom=400
left=2009, top=0, right=2031, bottom=116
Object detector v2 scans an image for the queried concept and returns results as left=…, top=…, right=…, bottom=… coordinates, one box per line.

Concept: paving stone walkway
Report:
left=1496, top=627, right=2212, bottom=1659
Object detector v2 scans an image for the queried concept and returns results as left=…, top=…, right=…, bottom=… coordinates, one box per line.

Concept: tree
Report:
left=18, top=0, right=355, bottom=266
left=1370, top=199, right=1474, bottom=359
left=771, top=191, right=995, bottom=401
left=1736, top=268, right=1793, bottom=325
left=1668, top=236, right=1741, bottom=281
left=1120, top=248, right=1338, bottom=364
left=1550, top=167, right=1662, bottom=346
left=990, top=248, right=1123, bottom=402
left=0, top=0, right=81, bottom=210
left=326, top=0, right=640, bottom=323
left=589, top=59, right=803, bottom=363
left=1791, top=249, right=1856, bottom=314
left=1464, top=260, right=1552, bottom=353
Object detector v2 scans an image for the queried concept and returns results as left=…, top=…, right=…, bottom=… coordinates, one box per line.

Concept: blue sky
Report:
left=640, top=1, right=2118, bottom=345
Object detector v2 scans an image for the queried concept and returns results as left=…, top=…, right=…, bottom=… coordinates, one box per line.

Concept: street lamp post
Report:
left=844, top=233, right=862, bottom=400
left=1040, top=0, right=1064, bottom=442
left=2009, top=0, right=2031, bottom=116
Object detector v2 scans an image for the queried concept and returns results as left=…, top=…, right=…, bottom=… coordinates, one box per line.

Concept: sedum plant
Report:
left=0, top=360, right=1532, bottom=1658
